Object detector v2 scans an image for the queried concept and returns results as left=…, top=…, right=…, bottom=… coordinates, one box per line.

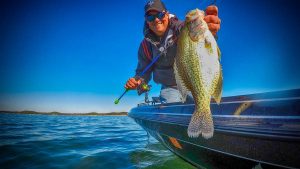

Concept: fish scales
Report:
left=174, top=9, right=223, bottom=139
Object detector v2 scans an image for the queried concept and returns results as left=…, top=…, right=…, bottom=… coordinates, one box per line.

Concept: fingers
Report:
left=125, top=78, right=140, bottom=89
left=207, top=23, right=220, bottom=35
left=204, top=15, right=221, bottom=24
left=128, top=80, right=136, bottom=88
left=137, top=79, right=142, bottom=85
left=204, top=6, right=221, bottom=35
left=205, top=5, right=218, bottom=16
left=125, top=78, right=135, bottom=89
left=204, top=15, right=221, bottom=35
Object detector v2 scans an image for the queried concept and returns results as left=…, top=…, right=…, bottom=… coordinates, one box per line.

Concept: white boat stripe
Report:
left=131, top=112, right=300, bottom=119
left=150, top=97, right=300, bottom=108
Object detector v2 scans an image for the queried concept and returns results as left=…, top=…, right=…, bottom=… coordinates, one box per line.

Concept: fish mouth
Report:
left=185, top=8, right=204, bottom=22
left=188, top=19, right=205, bottom=41
left=186, top=9, right=206, bottom=41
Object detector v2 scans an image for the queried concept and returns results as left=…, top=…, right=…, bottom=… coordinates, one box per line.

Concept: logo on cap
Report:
left=147, top=1, right=154, bottom=6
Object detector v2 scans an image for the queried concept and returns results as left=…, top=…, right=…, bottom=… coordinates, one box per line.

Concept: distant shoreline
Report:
left=0, top=110, right=128, bottom=116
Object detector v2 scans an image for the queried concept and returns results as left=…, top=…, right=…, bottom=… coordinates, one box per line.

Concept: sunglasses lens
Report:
left=146, top=15, right=155, bottom=22
left=157, top=12, right=165, bottom=19
left=146, top=12, right=165, bottom=22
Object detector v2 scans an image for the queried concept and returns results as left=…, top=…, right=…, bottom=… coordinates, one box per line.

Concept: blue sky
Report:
left=1, top=0, right=299, bottom=113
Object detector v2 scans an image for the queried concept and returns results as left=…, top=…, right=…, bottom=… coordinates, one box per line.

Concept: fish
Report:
left=174, top=8, right=223, bottom=139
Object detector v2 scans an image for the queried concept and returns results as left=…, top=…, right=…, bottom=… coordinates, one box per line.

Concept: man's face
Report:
left=146, top=10, right=169, bottom=37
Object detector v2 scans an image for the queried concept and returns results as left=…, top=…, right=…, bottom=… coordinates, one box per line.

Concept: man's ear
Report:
left=165, top=11, right=170, bottom=18
left=167, top=13, right=170, bottom=19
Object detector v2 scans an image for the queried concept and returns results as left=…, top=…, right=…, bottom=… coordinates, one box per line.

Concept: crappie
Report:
left=174, top=9, right=223, bottom=139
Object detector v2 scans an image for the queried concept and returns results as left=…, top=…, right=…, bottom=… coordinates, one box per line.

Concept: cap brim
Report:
left=146, top=8, right=165, bottom=14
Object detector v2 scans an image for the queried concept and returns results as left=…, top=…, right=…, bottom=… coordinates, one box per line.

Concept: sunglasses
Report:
left=146, top=12, right=166, bottom=22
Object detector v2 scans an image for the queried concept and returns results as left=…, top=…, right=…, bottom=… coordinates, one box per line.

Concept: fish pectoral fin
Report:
left=174, top=61, right=189, bottom=103
left=204, top=37, right=213, bottom=54
left=212, top=66, right=223, bottom=104
left=203, top=30, right=219, bottom=59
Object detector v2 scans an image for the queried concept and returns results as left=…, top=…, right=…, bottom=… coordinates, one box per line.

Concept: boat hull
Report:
left=129, top=89, right=300, bottom=169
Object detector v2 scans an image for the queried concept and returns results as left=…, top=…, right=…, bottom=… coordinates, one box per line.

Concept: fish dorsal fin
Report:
left=174, top=60, right=189, bottom=102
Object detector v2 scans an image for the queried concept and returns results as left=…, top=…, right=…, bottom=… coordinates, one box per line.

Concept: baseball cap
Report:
left=144, top=0, right=167, bottom=14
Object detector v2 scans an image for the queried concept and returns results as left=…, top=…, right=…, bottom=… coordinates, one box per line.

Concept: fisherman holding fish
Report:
left=123, top=0, right=223, bottom=139
left=125, top=0, right=221, bottom=103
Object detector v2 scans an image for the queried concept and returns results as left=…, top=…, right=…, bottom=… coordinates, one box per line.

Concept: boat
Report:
left=128, top=89, right=300, bottom=169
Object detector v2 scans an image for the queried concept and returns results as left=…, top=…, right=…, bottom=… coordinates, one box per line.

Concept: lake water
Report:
left=0, top=113, right=195, bottom=169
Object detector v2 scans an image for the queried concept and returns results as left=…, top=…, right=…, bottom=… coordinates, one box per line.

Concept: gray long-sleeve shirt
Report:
left=135, top=16, right=184, bottom=87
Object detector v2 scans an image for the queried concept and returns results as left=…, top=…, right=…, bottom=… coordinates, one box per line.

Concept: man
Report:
left=125, top=0, right=221, bottom=103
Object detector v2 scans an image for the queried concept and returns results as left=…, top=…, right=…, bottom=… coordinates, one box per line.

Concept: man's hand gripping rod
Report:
left=114, top=54, right=161, bottom=104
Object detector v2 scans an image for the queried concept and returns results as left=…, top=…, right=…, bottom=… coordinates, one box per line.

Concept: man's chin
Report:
left=155, top=28, right=165, bottom=33
left=154, top=30, right=164, bottom=36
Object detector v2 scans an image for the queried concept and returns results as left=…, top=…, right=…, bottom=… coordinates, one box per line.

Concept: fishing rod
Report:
left=114, top=53, right=161, bottom=104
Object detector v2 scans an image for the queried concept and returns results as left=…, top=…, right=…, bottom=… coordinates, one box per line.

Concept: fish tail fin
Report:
left=213, top=66, right=223, bottom=104
left=188, top=108, right=214, bottom=139
left=200, top=111, right=214, bottom=139
left=187, top=110, right=202, bottom=138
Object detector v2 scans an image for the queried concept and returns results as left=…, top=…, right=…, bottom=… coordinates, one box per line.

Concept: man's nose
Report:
left=154, top=17, right=160, bottom=22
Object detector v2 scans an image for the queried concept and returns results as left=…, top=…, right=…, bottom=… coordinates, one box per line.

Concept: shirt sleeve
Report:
left=135, top=43, right=152, bottom=83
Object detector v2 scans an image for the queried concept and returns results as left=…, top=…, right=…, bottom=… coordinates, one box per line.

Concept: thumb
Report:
left=137, top=80, right=142, bottom=85
left=205, top=5, right=218, bottom=16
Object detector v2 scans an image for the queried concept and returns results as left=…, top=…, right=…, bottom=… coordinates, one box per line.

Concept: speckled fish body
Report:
left=174, top=9, right=223, bottom=139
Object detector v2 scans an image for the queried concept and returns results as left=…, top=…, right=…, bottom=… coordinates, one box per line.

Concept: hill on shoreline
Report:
left=0, top=110, right=128, bottom=116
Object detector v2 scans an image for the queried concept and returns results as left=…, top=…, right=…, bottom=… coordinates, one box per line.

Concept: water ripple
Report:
left=0, top=113, right=195, bottom=169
